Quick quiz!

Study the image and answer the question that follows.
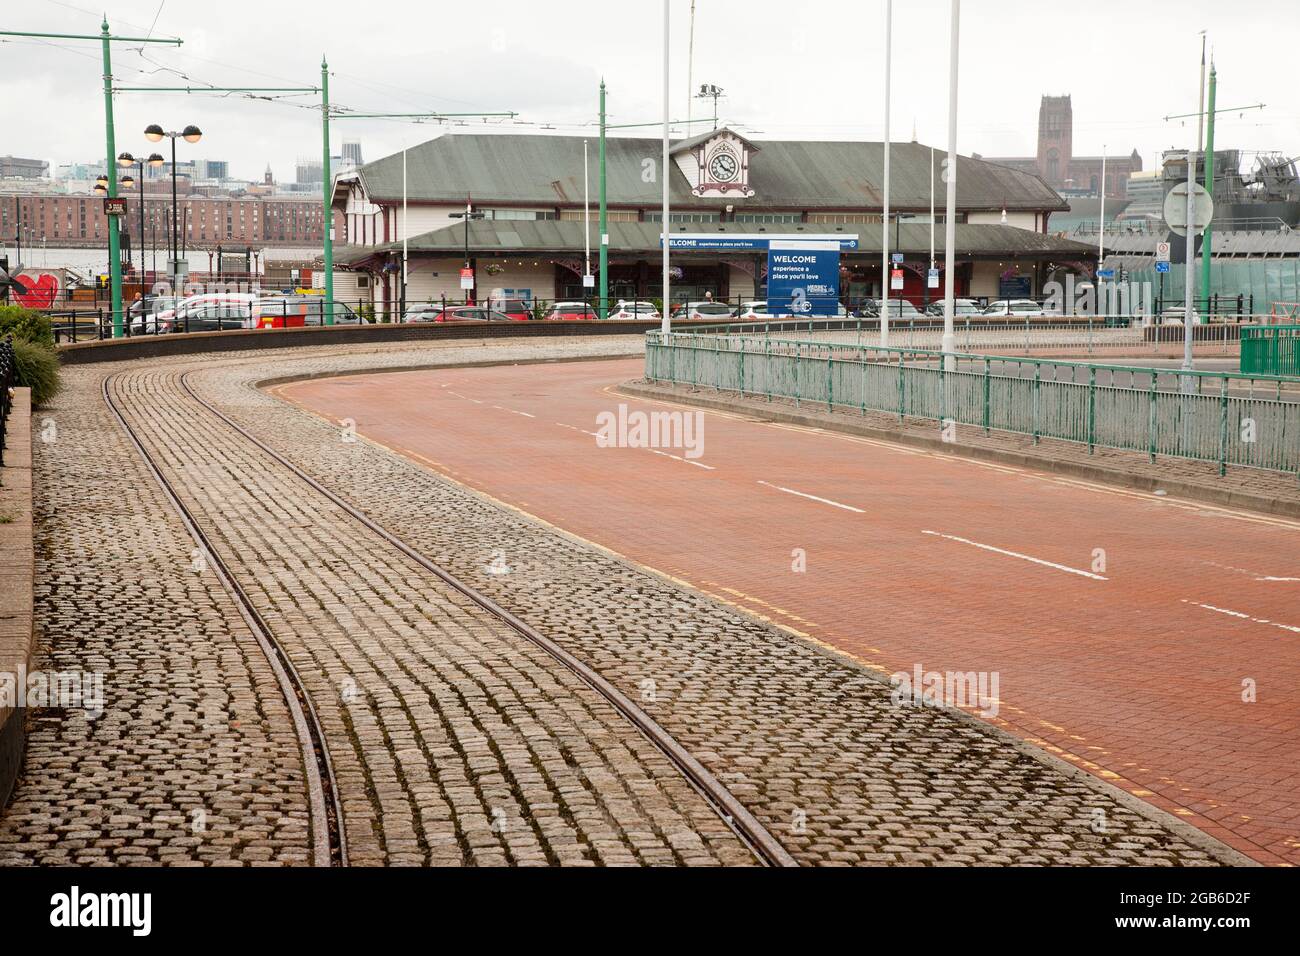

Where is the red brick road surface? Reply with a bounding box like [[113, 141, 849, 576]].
[[280, 358, 1300, 866]]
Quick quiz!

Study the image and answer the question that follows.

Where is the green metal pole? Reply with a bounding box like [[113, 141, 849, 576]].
[[598, 81, 609, 320], [322, 57, 334, 325], [1201, 61, 1217, 312], [101, 19, 124, 337]]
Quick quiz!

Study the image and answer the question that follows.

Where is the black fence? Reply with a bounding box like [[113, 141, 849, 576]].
[[0, 335, 15, 468]]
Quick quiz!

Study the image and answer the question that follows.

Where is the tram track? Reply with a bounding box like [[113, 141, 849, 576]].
[[103, 361, 795, 867], [173, 370, 797, 869], [103, 375, 348, 868]]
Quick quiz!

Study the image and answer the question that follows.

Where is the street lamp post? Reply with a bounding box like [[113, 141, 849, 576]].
[[144, 123, 202, 294], [117, 150, 165, 288], [449, 203, 486, 304]]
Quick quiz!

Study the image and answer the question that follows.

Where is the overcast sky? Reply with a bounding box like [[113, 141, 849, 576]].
[[2, 0, 1297, 183]]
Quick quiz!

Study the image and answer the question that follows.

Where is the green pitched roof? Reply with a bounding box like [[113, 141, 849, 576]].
[[350, 131, 1065, 213]]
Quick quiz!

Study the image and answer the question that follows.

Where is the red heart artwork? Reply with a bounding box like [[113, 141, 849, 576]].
[[13, 272, 59, 310]]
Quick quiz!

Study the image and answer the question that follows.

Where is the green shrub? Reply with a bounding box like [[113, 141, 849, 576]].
[[0, 305, 55, 347], [10, 338, 61, 407]]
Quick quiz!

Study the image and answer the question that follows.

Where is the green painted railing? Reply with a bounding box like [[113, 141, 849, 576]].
[[645, 331, 1300, 478], [1241, 326, 1300, 377]]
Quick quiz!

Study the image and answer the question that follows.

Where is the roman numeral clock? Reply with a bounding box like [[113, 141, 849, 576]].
[[683, 130, 757, 199]]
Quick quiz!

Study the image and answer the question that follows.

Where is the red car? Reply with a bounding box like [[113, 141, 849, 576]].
[[488, 297, 534, 322], [404, 306, 513, 323], [544, 301, 598, 321]]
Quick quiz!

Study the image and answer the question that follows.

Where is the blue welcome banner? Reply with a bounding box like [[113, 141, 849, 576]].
[[766, 240, 841, 317]]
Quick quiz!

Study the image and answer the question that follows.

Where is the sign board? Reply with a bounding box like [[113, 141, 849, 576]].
[[1155, 241, 1171, 263], [891, 253, 904, 264], [890, 268, 905, 291], [1097, 269, 1116, 280], [1163, 182, 1215, 238], [1156, 261, 1171, 274], [766, 240, 841, 317], [459, 267, 475, 291], [665, 232, 859, 252], [927, 268, 940, 289], [103, 197, 127, 216], [582, 274, 595, 288]]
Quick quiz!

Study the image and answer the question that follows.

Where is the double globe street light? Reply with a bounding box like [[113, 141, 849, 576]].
[[111, 150, 164, 278], [122, 123, 202, 289]]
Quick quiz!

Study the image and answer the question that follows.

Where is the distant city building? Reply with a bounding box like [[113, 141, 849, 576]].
[[194, 159, 229, 181], [296, 159, 323, 185], [57, 161, 99, 181], [1121, 170, 1165, 224], [0, 156, 50, 179], [1, 191, 335, 247], [341, 141, 364, 167], [983, 95, 1142, 199]]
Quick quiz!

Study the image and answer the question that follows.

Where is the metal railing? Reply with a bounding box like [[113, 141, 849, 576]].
[[685, 316, 1251, 357], [0, 335, 14, 468], [1241, 326, 1300, 377], [645, 330, 1300, 478]]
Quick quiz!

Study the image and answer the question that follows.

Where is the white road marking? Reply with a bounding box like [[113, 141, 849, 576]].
[[650, 449, 715, 470], [556, 423, 715, 470], [757, 481, 866, 514], [1203, 561, 1299, 582], [1182, 600, 1300, 634], [921, 530, 1108, 581]]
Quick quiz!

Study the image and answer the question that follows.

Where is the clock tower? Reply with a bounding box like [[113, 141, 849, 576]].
[[672, 128, 758, 199]]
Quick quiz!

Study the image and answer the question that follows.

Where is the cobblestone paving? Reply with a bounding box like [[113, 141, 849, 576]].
[[0, 366, 312, 866], [107, 359, 749, 867], [174, 339, 1244, 866]]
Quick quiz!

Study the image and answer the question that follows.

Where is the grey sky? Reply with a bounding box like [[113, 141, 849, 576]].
[[2, 0, 1297, 183]]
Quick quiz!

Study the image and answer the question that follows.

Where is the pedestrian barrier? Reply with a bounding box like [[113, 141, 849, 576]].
[[1241, 326, 1300, 377], [689, 316, 1247, 357], [645, 330, 1300, 478]]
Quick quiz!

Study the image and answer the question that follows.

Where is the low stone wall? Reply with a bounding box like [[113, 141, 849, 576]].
[[0, 388, 33, 810], [58, 319, 717, 366]]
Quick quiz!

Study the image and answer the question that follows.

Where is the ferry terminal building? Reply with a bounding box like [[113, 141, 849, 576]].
[[331, 128, 1098, 313]]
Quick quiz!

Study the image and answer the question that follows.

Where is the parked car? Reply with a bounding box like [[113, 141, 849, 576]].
[[672, 301, 734, 320], [733, 301, 771, 319], [924, 299, 983, 317], [164, 293, 258, 332], [868, 298, 922, 318], [983, 299, 1053, 317], [251, 295, 361, 328], [544, 302, 599, 321], [487, 297, 533, 322], [404, 306, 513, 323], [128, 295, 180, 335], [610, 300, 661, 320]]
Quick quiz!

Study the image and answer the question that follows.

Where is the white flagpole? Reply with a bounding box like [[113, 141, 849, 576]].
[[662, 0, 672, 334], [881, 0, 893, 347], [942, 0, 961, 368]]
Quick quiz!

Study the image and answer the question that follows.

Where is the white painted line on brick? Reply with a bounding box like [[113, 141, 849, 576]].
[[922, 530, 1108, 581], [1181, 600, 1300, 634], [650, 449, 715, 470], [1258, 577, 1300, 583], [758, 481, 866, 514]]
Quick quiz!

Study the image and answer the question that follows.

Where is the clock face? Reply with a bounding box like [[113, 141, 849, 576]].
[[708, 151, 739, 183]]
